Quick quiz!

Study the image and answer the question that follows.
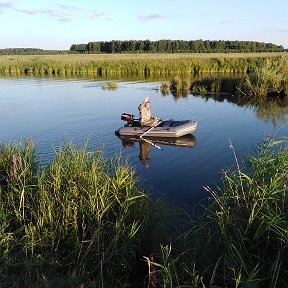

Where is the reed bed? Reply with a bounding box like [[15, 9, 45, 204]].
[[101, 81, 118, 90], [158, 56, 288, 100], [0, 52, 286, 76], [0, 139, 165, 287], [201, 135, 288, 286], [147, 132, 288, 287], [1, 132, 288, 287]]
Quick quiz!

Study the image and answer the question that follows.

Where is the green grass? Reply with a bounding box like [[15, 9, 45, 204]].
[[1, 131, 288, 287], [148, 131, 288, 287], [101, 81, 118, 90], [201, 134, 288, 286], [0, 139, 165, 287], [0, 52, 286, 76], [158, 56, 288, 99]]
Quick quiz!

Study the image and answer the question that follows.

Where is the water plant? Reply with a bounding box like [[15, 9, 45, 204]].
[[0, 52, 285, 76], [170, 75, 183, 91], [101, 81, 118, 90], [189, 57, 288, 99], [160, 81, 170, 95], [147, 132, 288, 287], [243, 57, 288, 97], [167, 76, 192, 98], [202, 135, 288, 286], [0, 139, 164, 287], [1, 130, 288, 287]]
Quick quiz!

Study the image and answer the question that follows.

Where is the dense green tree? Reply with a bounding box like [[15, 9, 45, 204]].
[[113, 40, 123, 53], [86, 42, 100, 53], [0, 39, 284, 55], [135, 40, 144, 52], [0, 48, 70, 55]]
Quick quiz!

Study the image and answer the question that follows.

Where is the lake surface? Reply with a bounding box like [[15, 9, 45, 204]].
[[0, 76, 287, 206]]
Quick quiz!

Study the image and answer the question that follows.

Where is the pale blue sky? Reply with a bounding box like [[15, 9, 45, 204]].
[[0, 0, 287, 50]]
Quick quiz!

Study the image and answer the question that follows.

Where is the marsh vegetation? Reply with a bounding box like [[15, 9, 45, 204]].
[[1, 51, 288, 287], [149, 134, 288, 287], [0, 134, 287, 287], [0, 52, 286, 76], [0, 140, 165, 287], [101, 82, 118, 90], [161, 56, 288, 99]]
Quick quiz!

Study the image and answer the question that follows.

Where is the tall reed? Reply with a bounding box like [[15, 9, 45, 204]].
[[243, 58, 288, 97], [203, 135, 288, 286], [0, 140, 163, 287], [0, 53, 285, 76], [149, 132, 288, 287]]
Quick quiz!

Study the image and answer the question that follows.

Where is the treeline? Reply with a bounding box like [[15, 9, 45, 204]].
[[70, 39, 285, 54], [0, 41, 285, 55], [0, 48, 71, 55]]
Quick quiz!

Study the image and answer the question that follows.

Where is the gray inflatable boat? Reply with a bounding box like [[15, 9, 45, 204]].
[[116, 113, 197, 138]]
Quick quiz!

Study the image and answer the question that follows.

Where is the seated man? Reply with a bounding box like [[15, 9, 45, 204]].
[[138, 97, 158, 127]]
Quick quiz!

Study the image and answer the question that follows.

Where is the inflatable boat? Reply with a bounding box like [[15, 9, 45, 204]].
[[116, 113, 197, 138]]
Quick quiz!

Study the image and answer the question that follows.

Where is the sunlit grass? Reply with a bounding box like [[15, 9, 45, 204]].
[[0, 52, 286, 76], [148, 131, 288, 287], [1, 129, 288, 286], [0, 52, 286, 62], [101, 81, 118, 90], [0, 139, 165, 286]]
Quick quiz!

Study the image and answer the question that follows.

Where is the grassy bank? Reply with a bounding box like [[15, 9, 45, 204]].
[[0, 52, 286, 76], [0, 140, 166, 287], [151, 133, 288, 287], [1, 135, 288, 287]]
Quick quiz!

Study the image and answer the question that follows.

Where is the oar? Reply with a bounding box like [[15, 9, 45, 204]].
[[140, 120, 162, 139], [141, 137, 163, 150]]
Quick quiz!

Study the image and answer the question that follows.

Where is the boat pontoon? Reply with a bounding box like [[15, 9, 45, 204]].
[[116, 113, 197, 138]]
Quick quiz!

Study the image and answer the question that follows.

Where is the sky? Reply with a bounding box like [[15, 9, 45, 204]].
[[0, 0, 288, 50]]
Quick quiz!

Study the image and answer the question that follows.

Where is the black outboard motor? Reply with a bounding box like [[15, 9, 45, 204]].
[[121, 113, 134, 122], [121, 113, 140, 127]]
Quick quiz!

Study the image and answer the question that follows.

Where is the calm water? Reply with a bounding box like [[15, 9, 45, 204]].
[[0, 76, 287, 206]]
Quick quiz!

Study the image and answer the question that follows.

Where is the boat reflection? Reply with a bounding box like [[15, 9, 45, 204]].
[[116, 134, 197, 169]]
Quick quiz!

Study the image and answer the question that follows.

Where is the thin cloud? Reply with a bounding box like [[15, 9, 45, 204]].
[[13, 7, 40, 15], [89, 10, 106, 18], [0, 0, 14, 13], [219, 20, 233, 25], [50, 13, 74, 22], [139, 13, 168, 21], [277, 28, 288, 33], [13, 7, 74, 22], [0, 0, 14, 8], [56, 4, 106, 19], [42, 9, 74, 22], [3, 2, 106, 23], [57, 3, 79, 11]]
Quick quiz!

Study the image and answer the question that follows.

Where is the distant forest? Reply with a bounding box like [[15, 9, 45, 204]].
[[70, 39, 285, 53], [0, 40, 285, 55], [0, 48, 70, 55]]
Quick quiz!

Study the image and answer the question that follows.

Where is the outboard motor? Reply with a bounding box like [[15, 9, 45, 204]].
[[121, 113, 134, 122], [121, 113, 140, 127]]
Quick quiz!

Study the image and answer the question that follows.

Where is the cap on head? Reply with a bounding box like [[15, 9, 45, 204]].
[[144, 97, 150, 103]]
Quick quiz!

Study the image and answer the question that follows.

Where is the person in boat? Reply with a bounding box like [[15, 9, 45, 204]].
[[138, 97, 159, 127]]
